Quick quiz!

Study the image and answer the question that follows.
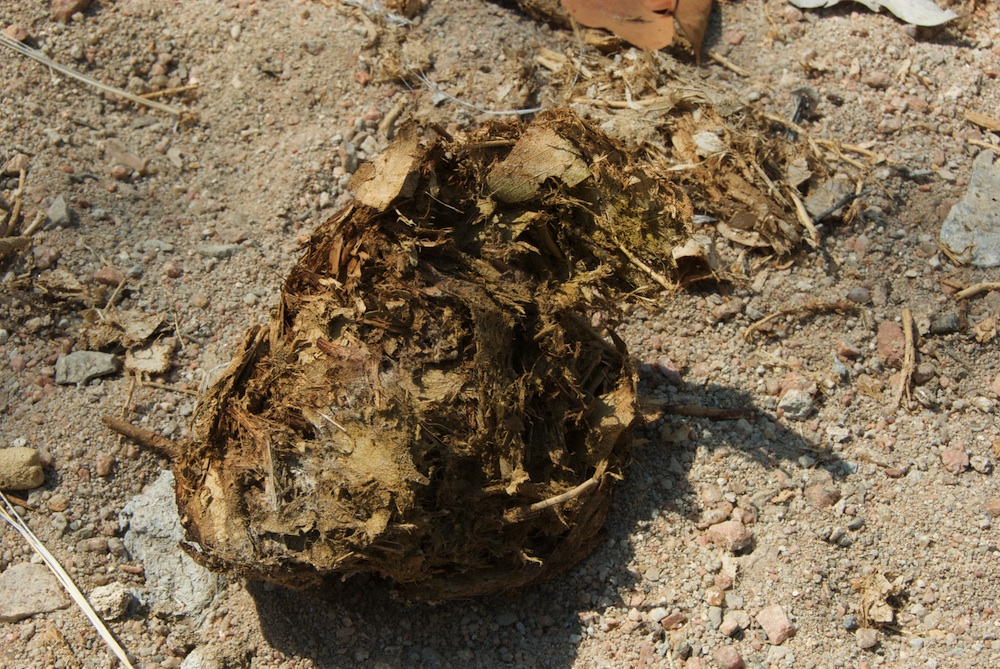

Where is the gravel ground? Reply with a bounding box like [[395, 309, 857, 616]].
[[2, 1, 1000, 668]]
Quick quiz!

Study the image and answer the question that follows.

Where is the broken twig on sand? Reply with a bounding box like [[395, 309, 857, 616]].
[[744, 300, 859, 341]]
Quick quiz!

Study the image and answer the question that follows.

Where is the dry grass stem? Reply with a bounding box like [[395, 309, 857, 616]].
[[744, 300, 859, 341], [891, 307, 916, 411], [0, 492, 137, 669], [0, 32, 180, 116], [706, 50, 750, 77], [955, 281, 1000, 300]]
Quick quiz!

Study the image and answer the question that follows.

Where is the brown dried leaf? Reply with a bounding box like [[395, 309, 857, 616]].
[[558, 0, 713, 60], [560, 0, 676, 51]]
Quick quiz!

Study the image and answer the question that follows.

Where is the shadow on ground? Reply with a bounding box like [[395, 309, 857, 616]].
[[248, 367, 845, 669]]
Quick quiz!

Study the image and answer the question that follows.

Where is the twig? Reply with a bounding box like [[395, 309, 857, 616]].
[[102, 415, 181, 459], [955, 281, 1000, 300], [786, 187, 820, 247], [967, 139, 998, 152], [140, 380, 199, 396], [1, 492, 137, 669], [891, 308, 915, 411], [706, 50, 750, 77], [964, 110, 1000, 132], [138, 83, 199, 100], [640, 398, 754, 420], [0, 33, 180, 116], [744, 300, 859, 341], [504, 478, 598, 523], [615, 242, 677, 291]]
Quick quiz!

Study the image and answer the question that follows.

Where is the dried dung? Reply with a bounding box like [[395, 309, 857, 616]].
[[174, 109, 694, 599]]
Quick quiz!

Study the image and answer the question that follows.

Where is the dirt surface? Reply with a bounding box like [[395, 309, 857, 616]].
[[2, 1, 1000, 668]]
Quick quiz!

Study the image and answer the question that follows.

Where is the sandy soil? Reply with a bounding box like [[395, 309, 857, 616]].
[[2, 1, 1000, 668]]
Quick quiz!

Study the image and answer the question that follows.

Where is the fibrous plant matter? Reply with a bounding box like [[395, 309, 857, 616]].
[[171, 109, 695, 599]]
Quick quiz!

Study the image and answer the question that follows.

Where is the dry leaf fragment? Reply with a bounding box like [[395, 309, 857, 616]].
[[789, 0, 957, 27], [559, 0, 714, 60]]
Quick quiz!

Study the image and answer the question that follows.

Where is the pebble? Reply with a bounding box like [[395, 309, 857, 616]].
[[971, 396, 995, 413], [992, 374, 1000, 397], [46, 195, 72, 228], [89, 582, 133, 620], [55, 351, 121, 385], [912, 362, 936, 385], [876, 321, 905, 368], [756, 604, 796, 644], [970, 455, 992, 474], [191, 292, 211, 308], [804, 481, 841, 509], [52, 0, 91, 22], [96, 452, 116, 476], [163, 261, 183, 278], [720, 610, 751, 637], [856, 627, 879, 650], [93, 266, 126, 287], [939, 149, 1000, 267], [660, 612, 687, 630], [712, 300, 743, 321], [196, 243, 243, 258], [941, 447, 969, 473], [0, 563, 71, 622], [778, 389, 813, 420], [846, 286, 871, 304], [705, 520, 753, 553], [0, 447, 45, 490], [985, 499, 1000, 517], [713, 645, 744, 669], [47, 493, 69, 512], [929, 312, 960, 335]]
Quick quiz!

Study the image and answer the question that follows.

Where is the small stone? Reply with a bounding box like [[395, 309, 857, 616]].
[[90, 582, 133, 620], [778, 389, 813, 420], [77, 537, 109, 553], [971, 396, 995, 413], [55, 351, 121, 385], [3, 24, 30, 42], [0, 563, 71, 622], [0, 447, 45, 490], [756, 604, 796, 644], [941, 447, 969, 473], [846, 286, 871, 304], [970, 455, 993, 474], [93, 266, 126, 287], [720, 610, 751, 637], [804, 482, 841, 509], [96, 453, 115, 477], [191, 292, 210, 308], [713, 645, 744, 669], [705, 520, 753, 553], [876, 321, 906, 368], [929, 312, 960, 335], [863, 71, 892, 89], [659, 612, 687, 630], [243, 292, 259, 306], [46, 195, 72, 228], [856, 627, 879, 650], [986, 499, 1000, 517], [46, 494, 69, 512], [712, 300, 743, 321], [196, 243, 243, 259], [705, 586, 725, 606], [992, 374, 1000, 397], [52, 0, 92, 22], [163, 261, 183, 278], [648, 607, 669, 623], [843, 614, 859, 631], [912, 362, 936, 385]]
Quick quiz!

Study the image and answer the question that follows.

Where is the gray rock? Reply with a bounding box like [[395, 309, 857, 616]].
[[196, 243, 243, 259], [180, 646, 227, 669], [0, 446, 45, 490], [119, 471, 221, 616], [0, 563, 71, 622], [55, 351, 121, 385], [846, 286, 871, 304], [856, 627, 879, 650], [804, 176, 854, 219], [940, 150, 1000, 267], [89, 582, 133, 620], [46, 195, 72, 228], [929, 312, 960, 335], [778, 389, 813, 420]]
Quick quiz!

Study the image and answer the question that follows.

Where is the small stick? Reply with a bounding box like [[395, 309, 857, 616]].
[[706, 50, 750, 77], [138, 83, 199, 100], [22, 211, 46, 236], [744, 300, 859, 341], [140, 380, 199, 396], [891, 308, 915, 411], [967, 139, 998, 152], [641, 398, 754, 420], [787, 188, 820, 247], [616, 242, 677, 291], [504, 478, 598, 523], [964, 110, 1000, 132], [102, 415, 181, 459], [955, 281, 1000, 300], [377, 98, 407, 138]]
